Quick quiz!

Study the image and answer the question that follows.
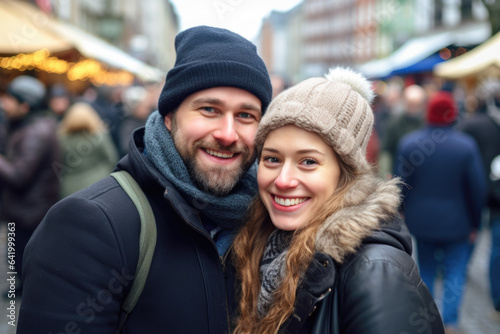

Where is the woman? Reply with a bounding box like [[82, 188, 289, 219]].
[[57, 101, 118, 198], [232, 67, 444, 334]]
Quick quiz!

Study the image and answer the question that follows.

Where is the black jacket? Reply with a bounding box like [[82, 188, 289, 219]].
[[18, 128, 237, 333], [280, 176, 445, 334], [460, 107, 500, 212]]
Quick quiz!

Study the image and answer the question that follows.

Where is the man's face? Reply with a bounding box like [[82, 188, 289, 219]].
[[164, 87, 262, 195], [1, 95, 28, 121]]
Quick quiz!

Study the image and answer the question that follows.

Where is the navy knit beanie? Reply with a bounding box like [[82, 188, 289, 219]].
[[158, 25, 272, 117]]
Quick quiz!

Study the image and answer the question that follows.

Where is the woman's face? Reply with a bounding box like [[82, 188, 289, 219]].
[[258, 125, 341, 231]]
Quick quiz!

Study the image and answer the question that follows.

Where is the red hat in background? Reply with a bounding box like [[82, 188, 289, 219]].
[[426, 91, 457, 125]]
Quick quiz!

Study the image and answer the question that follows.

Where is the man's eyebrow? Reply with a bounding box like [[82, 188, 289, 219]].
[[191, 97, 223, 107], [240, 103, 261, 113], [191, 98, 261, 113]]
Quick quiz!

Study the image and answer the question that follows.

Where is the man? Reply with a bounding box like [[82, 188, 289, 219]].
[[18, 26, 272, 333], [459, 80, 500, 321], [394, 91, 486, 333], [381, 84, 426, 176], [47, 83, 72, 121], [0, 75, 60, 296]]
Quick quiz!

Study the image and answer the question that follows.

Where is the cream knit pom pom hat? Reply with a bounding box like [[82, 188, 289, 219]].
[[255, 67, 375, 173]]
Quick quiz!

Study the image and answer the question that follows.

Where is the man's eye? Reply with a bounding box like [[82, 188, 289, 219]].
[[238, 112, 259, 122], [201, 107, 215, 112]]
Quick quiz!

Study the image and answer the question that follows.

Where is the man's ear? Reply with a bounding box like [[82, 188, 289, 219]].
[[164, 113, 172, 131]]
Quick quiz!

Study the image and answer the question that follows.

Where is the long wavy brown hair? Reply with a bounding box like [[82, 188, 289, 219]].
[[232, 156, 359, 334]]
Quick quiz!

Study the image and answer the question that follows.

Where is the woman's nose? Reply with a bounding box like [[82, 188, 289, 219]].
[[274, 163, 299, 189]]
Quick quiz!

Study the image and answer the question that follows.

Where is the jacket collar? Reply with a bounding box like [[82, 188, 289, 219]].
[[315, 174, 407, 264], [284, 175, 408, 333], [116, 127, 205, 230]]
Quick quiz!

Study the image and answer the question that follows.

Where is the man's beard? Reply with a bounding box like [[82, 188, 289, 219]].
[[170, 118, 256, 196]]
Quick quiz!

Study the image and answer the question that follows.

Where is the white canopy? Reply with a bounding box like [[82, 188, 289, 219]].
[[357, 23, 490, 79]]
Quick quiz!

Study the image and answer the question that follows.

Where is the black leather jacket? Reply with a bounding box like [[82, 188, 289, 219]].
[[282, 217, 444, 334]]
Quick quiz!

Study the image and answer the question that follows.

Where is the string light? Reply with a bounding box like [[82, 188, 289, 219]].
[[0, 48, 134, 86]]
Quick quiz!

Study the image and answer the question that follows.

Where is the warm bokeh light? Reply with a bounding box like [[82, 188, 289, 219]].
[[455, 47, 467, 56], [0, 48, 134, 86], [439, 48, 452, 60]]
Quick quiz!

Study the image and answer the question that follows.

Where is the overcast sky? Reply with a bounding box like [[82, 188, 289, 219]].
[[169, 0, 303, 42]]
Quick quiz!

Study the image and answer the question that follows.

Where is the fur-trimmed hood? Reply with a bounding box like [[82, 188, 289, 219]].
[[315, 174, 408, 264]]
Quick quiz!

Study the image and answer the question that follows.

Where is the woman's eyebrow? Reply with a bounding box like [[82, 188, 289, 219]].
[[261, 147, 325, 156]]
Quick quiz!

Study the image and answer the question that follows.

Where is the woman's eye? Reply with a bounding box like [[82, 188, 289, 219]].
[[302, 159, 318, 166], [263, 156, 280, 164]]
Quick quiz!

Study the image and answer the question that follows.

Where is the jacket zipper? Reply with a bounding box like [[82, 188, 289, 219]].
[[165, 195, 232, 334]]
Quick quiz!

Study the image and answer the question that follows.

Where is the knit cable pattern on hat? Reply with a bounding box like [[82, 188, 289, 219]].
[[255, 67, 375, 173]]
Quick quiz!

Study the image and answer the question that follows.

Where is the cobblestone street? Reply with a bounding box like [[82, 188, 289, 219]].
[[0, 222, 499, 333], [458, 227, 500, 334]]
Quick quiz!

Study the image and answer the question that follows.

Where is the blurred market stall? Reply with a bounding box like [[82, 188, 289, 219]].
[[434, 31, 500, 80], [357, 23, 490, 81], [0, 0, 164, 90]]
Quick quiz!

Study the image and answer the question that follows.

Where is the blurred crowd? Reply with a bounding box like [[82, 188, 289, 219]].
[[1, 72, 499, 329], [371, 76, 500, 329], [0, 76, 162, 297], [0, 78, 163, 198]]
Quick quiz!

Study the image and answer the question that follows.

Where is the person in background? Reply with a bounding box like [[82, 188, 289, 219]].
[[18, 25, 272, 333], [57, 102, 118, 198], [380, 84, 427, 176], [48, 83, 72, 121], [366, 129, 380, 170], [270, 74, 290, 99], [459, 80, 500, 321], [0, 75, 60, 297], [119, 85, 149, 156], [233, 67, 444, 334], [0, 105, 7, 154], [84, 84, 125, 156], [395, 91, 486, 334]]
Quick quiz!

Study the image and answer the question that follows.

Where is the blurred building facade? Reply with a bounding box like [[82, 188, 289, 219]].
[[259, 0, 491, 83], [259, 4, 303, 85], [50, 0, 178, 71]]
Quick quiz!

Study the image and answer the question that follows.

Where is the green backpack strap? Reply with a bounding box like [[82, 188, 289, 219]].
[[110, 170, 157, 333]]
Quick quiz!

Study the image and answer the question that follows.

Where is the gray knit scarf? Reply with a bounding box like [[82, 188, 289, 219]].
[[258, 229, 293, 316], [143, 111, 258, 232]]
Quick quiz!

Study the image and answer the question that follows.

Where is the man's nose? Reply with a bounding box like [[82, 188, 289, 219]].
[[213, 114, 238, 146]]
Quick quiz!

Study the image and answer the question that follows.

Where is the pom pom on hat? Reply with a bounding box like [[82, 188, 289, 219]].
[[255, 67, 375, 173], [325, 67, 375, 104], [426, 91, 457, 125]]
